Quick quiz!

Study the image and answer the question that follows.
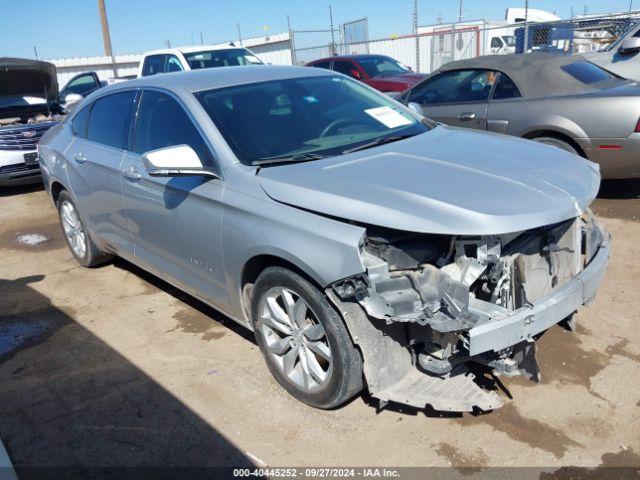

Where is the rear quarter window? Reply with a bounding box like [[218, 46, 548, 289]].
[[561, 62, 615, 84], [71, 105, 91, 137]]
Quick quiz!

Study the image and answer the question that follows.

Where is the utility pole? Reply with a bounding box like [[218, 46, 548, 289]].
[[570, 5, 574, 18], [329, 5, 336, 56], [458, 0, 463, 22], [630, 0, 634, 11], [287, 14, 297, 65], [33, 46, 39, 60], [523, 0, 529, 54], [200, 31, 204, 45], [413, 0, 419, 72], [237, 22, 243, 45], [97, 0, 117, 78]]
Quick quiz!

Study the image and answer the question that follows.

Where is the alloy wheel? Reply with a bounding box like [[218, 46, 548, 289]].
[[258, 286, 333, 392], [60, 200, 87, 259]]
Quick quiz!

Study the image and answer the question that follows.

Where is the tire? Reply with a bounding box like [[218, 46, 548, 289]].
[[532, 136, 579, 156], [57, 190, 113, 267], [251, 267, 363, 409]]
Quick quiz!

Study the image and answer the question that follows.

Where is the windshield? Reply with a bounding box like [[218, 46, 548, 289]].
[[502, 36, 516, 47], [196, 75, 428, 165], [605, 23, 639, 52], [184, 48, 263, 69], [0, 96, 47, 109], [357, 56, 410, 78]]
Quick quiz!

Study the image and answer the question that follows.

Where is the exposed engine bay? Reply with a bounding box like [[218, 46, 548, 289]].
[[330, 210, 609, 412]]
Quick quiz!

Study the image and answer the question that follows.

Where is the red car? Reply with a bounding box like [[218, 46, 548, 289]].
[[306, 54, 427, 93]]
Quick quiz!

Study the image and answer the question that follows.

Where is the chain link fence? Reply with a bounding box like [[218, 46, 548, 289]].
[[290, 10, 639, 72]]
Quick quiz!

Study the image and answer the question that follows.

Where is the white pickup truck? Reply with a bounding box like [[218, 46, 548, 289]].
[[137, 44, 264, 77]]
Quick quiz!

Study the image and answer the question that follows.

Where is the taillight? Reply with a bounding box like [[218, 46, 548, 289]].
[[636, 118, 640, 133]]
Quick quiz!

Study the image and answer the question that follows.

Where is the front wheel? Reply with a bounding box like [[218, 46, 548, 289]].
[[251, 267, 363, 409]]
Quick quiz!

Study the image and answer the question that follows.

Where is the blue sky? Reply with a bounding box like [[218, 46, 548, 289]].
[[0, 0, 635, 59]]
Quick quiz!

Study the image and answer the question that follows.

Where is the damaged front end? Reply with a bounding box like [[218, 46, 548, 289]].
[[329, 211, 610, 412]]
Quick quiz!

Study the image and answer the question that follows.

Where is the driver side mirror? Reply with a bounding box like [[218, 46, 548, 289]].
[[141, 145, 218, 178], [619, 37, 640, 55], [349, 69, 363, 80]]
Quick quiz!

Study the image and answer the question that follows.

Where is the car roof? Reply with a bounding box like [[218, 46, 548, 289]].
[[436, 53, 622, 98], [97, 65, 335, 95], [143, 44, 251, 56], [308, 54, 392, 63]]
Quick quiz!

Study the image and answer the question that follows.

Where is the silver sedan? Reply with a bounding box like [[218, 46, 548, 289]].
[[39, 66, 609, 412]]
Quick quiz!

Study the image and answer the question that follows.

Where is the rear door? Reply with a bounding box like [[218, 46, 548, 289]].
[[406, 69, 495, 129], [65, 90, 138, 254], [120, 89, 228, 308]]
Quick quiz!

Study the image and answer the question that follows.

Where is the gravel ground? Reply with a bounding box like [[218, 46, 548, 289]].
[[0, 181, 639, 477]]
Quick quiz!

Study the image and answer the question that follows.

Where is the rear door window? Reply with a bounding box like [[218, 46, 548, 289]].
[[133, 90, 212, 165], [332, 60, 356, 76], [141, 55, 166, 76], [492, 73, 522, 100], [310, 60, 331, 69], [86, 91, 137, 149]]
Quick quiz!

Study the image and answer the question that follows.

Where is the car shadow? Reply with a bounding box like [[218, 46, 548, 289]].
[[592, 179, 640, 221], [0, 183, 44, 197], [111, 258, 256, 345], [0, 275, 254, 479], [597, 178, 640, 200]]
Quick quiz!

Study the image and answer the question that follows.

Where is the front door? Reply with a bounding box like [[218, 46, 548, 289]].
[[407, 69, 494, 130], [65, 91, 137, 254], [120, 89, 228, 309]]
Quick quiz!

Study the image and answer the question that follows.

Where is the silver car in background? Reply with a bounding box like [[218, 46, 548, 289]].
[[398, 54, 640, 179], [39, 66, 609, 412], [583, 23, 640, 82]]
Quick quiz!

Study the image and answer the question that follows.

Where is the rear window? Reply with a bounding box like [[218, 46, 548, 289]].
[[561, 62, 615, 84], [71, 105, 91, 137], [310, 60, 331, 69], [142, 55, 165, 76], [86, 91, 137, 149]]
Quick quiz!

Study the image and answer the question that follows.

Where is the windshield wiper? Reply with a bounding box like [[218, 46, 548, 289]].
[[342, 134, 416, 155], [252, 152, 328, 166]]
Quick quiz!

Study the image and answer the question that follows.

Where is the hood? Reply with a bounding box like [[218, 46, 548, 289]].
[[256, 126, 600, 235], [372, 73, 427, 86], [0, 58, 59, 103]]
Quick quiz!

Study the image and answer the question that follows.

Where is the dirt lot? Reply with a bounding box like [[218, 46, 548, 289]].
[[1, 181, 639, 477]]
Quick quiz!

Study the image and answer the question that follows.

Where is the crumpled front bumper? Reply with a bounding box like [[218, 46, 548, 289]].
[[467, 228, 611, 357]]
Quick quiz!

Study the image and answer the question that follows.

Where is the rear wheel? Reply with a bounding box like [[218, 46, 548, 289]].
[[57, 190, 112, 267], [532, 136, 579, 156], [251, 267, 363, 409]]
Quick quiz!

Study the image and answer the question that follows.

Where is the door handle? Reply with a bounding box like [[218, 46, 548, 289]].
[[122, 165, 142, 181], [72, 152, 87, 164], [457, 112, 476, 121]]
